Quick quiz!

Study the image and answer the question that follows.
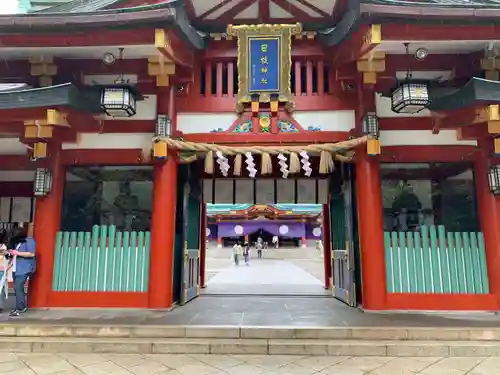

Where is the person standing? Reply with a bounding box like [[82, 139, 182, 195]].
[[256, 241, 263, 259], [272, 235, 279, 249], [8, 227, 35, 317], [232, 241, 242, 266], [243, 241, 250, 265]]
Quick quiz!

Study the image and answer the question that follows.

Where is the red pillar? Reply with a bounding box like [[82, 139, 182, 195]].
[[217, 236, 222, 247], [474, 140, 500, 296], [30, 144, 64, 308], [322, 204, 332, 289], [356, 148, 387, 309], [149, 155, 177, 308], [148, 85, 178, 308], [200, 203, 207, 288]]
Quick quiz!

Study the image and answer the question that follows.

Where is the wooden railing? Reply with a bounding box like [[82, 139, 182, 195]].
[[384, 225, 489, 294], [52, 225, 151, 293], [178, 58, 351, 112]]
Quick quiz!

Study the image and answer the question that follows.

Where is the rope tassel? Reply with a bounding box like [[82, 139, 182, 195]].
[[233, 154, 242, 176], [319, 151, 334, 174], [261, 152, 273, 175], [204, 151, 214, 174], [289, 152, 300, 174]]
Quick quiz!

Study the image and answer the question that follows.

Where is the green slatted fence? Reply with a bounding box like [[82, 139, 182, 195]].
[[384, 225, 489, 294], [52, 225, 151, 292]]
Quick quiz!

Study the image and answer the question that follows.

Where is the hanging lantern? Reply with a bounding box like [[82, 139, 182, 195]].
[[100, 84, 137, 118], [488, 165, 500, 195], [33, 168, 52, 196], [362, 112, 380, 138], [391, 81, 429, 114], [156, 114, 172, 137]]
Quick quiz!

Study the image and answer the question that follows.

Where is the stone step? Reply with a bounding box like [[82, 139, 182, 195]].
[[1, 337, 500, 356], [2, 325, 500, 341]]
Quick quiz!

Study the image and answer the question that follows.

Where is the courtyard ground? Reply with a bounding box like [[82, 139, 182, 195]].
[[0, 352, 498, 374], [204, 245, 327, 296]]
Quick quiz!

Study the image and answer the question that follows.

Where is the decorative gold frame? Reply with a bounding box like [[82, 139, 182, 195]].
[[227, 23, 302, 105]]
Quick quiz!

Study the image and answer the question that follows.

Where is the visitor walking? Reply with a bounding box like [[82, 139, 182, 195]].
[[316, 240, 324, 253], [272, 235, 279, 249], [256, 241, 263, 259], [243, 241, 250, 265], [8, 227, 36, 317], [232, 241, 242, 266]]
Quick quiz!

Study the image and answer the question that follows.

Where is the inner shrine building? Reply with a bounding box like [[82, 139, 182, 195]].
[[2, 0, 500, 311]]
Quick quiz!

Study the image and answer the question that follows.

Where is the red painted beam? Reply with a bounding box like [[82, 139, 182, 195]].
[[272, 0, 316, 21], [201, 40, 327, 60], [0, 155, 32, 170], [183, 131, 349, 144], [183, 0, 198, 19], [217, 0, 254, 23], [177, 93, 355, 112], [62, 149, 146, 165], [380, 145, 478, 163], [382, 24, 500, 41], [0, 28, 156, 48], [259, 0, 271, 23], [379, 117, 434, 131], [0, 108, 50, 123], [331, 26, 378, 65], [197, 0, 233, 20], [157, 30, 194, 68], [296, 0, 330, 18]]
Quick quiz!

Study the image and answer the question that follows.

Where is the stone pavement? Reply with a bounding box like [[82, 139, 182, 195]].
[[205, 259, 326, 296], [204, 246, 326, 295], [1, 353, 499, 374], [7, 296, 500, 326]]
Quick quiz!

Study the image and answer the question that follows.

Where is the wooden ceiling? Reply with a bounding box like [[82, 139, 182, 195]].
[[185, 0, 338, 28]]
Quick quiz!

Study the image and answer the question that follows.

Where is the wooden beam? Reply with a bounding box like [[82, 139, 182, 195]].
[[259, 0, 271, 23], [216, 0, 254, 23], [272, 0, 316, 21], [382, 24, 500, 41], [183, 0, 198, 20], [332, 25, 381, 65], [201, 39, 327, 60], [0, 28, 156, 48], [438, 105, 499, 128], [197, 0, 233, 20], [295, 0, 330, 17], [155, 29, 194, 68]]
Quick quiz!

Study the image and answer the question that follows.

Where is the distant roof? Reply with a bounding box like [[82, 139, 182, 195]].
[[206, 204, 322, 215]]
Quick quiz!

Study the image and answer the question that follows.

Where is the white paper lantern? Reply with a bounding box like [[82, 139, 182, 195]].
[[312, 227, 322, 237], [279, 225, 289, 235], [234, 225, 244, 235], [206, 228, 211, 237]]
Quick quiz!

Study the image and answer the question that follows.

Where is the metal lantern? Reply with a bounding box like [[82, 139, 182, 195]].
[[33, 168, 52, 196], [156, 114, 172, 137], [391, 82, 429, 114], [488, 165, 500, 195], [100, 85, 137, 118], [362, 112, 379, 138]]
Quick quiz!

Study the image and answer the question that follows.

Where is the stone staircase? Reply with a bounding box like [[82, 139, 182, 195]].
[[2, 325, 500, 356]]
